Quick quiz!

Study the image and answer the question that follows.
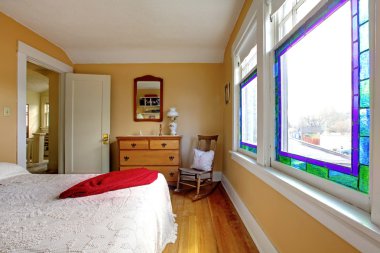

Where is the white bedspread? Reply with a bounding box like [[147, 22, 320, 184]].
[[0, 173, 177, 252]]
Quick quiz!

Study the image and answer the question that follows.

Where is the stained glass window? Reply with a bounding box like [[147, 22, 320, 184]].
[[274, 0, 370, 193], [240, 69, 258, 154]]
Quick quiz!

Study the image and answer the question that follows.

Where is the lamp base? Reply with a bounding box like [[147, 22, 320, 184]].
[[169, 121, 177, 136]]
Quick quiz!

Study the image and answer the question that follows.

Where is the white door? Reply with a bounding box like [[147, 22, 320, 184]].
[[65, 73, 110, 174]]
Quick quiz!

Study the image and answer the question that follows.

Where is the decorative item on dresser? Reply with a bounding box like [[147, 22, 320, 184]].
[[117, 135, 182, 183], [167, 107, 179, 136]]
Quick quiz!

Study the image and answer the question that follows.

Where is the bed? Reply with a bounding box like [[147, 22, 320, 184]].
[[0, 163, 177, 252]]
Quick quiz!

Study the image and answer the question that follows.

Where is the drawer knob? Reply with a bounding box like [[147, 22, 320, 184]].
[[161, 143, 167, 148], [169, 156, 174, 161], [131, 143, 136, 148], [169, 172, 175, 177], [124, 156, 130, 161]]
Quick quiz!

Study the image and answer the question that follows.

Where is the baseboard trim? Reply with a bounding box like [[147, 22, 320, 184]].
[[221, 175, 278, 253], [213, 171, 222, 181]]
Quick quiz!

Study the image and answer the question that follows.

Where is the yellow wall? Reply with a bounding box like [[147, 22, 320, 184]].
[[222, 1, 358, 252], [0, 12, 72, 163], [74, 64, 224, 171]]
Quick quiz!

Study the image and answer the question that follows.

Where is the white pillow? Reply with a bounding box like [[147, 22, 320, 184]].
[[0, 162, 30, 180], [191, 149, 215, 171]]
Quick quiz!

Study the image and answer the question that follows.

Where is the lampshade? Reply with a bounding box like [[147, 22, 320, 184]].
[[167, 107, 179, 117]]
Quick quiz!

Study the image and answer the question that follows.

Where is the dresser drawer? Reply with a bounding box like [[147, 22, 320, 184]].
[[120, 166, 178, 182], [120, 150, 180, 166], [119, 140, 149, 150], [150, 139, 179, 150]]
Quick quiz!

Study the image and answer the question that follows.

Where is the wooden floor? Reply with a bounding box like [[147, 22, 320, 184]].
[[163, 184, 259, 253]]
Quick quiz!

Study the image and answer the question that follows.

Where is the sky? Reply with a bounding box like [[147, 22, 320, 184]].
[[284, 2, 352, 127]]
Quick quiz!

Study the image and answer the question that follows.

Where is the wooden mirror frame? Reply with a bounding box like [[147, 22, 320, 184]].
[[134, 75, 163, 122]]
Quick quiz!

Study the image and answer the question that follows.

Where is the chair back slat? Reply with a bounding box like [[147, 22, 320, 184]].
[[197, 135, 218, 152]]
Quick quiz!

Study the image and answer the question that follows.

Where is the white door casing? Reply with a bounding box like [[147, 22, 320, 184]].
[[65, 73, 110, 174], [17, 41, 73, 171]]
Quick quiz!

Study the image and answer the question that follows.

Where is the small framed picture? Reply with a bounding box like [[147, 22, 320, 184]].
[[224, 82, 230, 104]]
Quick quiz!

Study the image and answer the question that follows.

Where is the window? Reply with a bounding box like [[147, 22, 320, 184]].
[[240, 69, 258, 154], [44, 103, 49, 128], [238, 46, 258, 155], [232, 6, 258, 157], [274, 0, 370, 193], [273, 0, 322, 42], [241, 46, 258, 78]]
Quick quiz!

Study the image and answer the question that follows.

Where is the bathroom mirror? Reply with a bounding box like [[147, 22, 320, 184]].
[[134, 75, 163, 122]]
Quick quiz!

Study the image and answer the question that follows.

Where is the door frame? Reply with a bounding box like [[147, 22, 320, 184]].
[[17, 41, 73, 173]]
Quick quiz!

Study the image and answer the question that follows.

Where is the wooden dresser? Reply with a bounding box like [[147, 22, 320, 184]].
[[116, 136, 181, 182]]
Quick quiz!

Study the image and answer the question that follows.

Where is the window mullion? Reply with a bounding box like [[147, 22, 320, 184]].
[[370, 0, 380, 227], [292, 0, 298, 27]]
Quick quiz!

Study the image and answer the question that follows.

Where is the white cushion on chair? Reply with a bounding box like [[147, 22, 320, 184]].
[[191, 149, 214, 171]]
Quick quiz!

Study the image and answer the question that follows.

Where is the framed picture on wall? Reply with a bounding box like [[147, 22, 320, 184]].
[[224, 82, 230, 104]]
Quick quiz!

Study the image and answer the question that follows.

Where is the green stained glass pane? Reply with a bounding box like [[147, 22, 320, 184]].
[[241, 144, 257, 154], [360, 79, 370, 108], [291, 159, 306, 171], [279, 155, 291, 165], [306, 164, 328, 179], [360, 109, 370, 137], [359, 165, 369, 193], [329, 171, 358, 189], [359, 0, 369, 24], [360, 50, 370, 80], [359, 22, 369, 52]]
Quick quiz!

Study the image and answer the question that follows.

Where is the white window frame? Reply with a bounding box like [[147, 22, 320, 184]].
[[232, 0, 259, 159], [229, 0, 380, 251]]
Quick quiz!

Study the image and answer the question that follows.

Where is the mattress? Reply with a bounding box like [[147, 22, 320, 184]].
[[0, 172, 177, 252]]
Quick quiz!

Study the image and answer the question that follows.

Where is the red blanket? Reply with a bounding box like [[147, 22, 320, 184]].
[[59, 168, 158, 199]]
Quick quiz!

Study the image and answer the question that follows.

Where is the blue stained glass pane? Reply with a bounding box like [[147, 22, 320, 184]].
[[360, 50, 370, 80], [359, 137, 370, 165], [359, 0, 369, 24], [291, 159, 306, 171], [360, 109, 370, 137], [360, 79, 370, 108], [274, 62, 279, 77], [359, 22, 369, 52]]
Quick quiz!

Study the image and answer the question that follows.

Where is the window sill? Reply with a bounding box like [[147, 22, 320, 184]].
[[229, 151, 380, 252]]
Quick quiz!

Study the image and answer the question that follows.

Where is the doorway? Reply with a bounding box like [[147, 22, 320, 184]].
[[26, 62, 59, 174], [17, 42, 73, 172]]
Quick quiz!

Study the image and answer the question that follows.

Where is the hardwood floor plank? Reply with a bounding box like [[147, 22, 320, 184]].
[[163, 185, 258, 253]]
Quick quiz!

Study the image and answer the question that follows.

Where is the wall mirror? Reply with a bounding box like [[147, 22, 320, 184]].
[[134, 75, 163, 122]]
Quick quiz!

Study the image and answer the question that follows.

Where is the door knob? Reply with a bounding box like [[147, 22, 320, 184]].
[[102, 133, 109, 144]]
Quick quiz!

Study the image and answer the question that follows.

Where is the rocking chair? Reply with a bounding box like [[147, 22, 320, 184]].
[[175, 135, 218, 201]]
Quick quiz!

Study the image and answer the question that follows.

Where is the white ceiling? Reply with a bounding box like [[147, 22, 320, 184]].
[[0, 0, 244, 63]]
